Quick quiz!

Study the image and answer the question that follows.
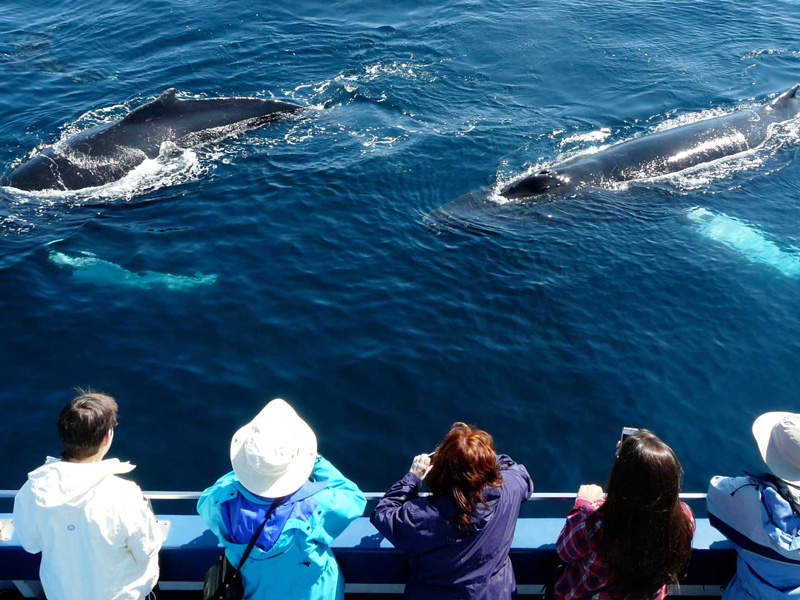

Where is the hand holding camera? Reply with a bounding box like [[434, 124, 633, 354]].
[[409, 453, 433, 480], [618, 426, 639, 457]]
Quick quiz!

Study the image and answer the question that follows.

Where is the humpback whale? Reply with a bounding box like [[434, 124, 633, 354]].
[[49, 248, 219, 290], [1, 88, 301, 191], [686, 207, 800, 279], [499, 84, 800, 199]]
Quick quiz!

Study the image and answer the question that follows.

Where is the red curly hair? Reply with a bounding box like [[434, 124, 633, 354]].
[[426, 422, 503, 528]]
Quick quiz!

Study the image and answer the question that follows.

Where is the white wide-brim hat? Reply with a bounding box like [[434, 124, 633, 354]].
[[230, 398, 317, 497], [752, 412, 800, 484]]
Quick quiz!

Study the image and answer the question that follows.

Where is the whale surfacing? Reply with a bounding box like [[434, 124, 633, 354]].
[[686, 207, 800, 279], [498, 84, 800, 199], [49, 249, 219, 290], [2, 88, 302, 191]]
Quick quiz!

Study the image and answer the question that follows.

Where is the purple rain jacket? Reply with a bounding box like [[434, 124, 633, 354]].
[[370, 454, 534, 600]]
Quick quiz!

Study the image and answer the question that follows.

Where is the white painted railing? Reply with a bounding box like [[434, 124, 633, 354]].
[[0, 490, 708, 501]]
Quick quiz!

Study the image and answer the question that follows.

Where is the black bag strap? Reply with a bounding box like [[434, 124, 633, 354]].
[[235, 496, 285, 572]]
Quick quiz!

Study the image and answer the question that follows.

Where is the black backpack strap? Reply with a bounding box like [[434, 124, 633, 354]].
[[235, 496, 285, 571]]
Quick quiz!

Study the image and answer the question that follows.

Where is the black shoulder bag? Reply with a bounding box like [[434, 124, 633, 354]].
[[203, 496, 285, 600]]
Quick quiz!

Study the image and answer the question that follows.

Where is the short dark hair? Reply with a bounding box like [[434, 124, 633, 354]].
[[58, 390, 118, 461]]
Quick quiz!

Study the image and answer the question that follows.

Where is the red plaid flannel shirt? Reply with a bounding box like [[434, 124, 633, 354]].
[[554, 498, 694, 600]]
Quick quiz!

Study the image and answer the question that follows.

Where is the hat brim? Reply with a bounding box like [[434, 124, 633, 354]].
[[230, 400, 317, 497], [752, 412, 800, 484]]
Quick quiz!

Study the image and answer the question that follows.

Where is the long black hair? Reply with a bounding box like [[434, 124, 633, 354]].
[[598, 429, 693, 597]]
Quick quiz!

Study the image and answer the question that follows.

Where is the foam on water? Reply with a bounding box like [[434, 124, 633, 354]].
[[560, 128, 613, 146]]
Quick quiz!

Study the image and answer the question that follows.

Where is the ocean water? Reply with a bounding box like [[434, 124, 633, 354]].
[[1, 0, 799, 499]]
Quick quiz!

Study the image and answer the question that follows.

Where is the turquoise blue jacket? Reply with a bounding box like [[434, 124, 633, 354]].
[[197, 457, 366, 600]]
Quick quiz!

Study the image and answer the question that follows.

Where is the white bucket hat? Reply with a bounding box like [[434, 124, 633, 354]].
[[752, 412, 800, 484], [230, 399, 317, 497]]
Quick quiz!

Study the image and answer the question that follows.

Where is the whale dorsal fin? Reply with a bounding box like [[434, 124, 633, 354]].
[[154, 88, 179, 105], [122, 88, 180, 123], [770, 84, 800, 107]]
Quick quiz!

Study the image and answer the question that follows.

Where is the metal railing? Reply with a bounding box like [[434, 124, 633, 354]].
[[0, 490, 708, 501]]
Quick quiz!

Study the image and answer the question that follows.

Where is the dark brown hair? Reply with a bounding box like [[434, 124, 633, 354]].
[[425, 422, 503, 528], [58, 389, 118, 461], [598, 429, 693, 597]]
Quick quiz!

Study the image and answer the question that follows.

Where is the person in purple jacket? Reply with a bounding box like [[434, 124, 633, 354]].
[[370, 422, 534, 600]]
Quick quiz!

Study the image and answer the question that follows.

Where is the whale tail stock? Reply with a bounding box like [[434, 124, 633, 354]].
[[500, 169, 564, 199]]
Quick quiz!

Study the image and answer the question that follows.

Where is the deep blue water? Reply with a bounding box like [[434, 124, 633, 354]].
[[1, 0, 799, 498]]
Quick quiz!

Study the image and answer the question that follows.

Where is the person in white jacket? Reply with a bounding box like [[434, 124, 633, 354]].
[[13, 390, 161, 600]]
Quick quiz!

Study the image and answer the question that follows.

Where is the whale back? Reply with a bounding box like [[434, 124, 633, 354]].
[[495, 85, 800, 200], [1, 88, 302, 191], [1, 145, 141, 191], [121, 88, 300, 135], [113, 89, 301, 152], [501, 169, 565, 199]]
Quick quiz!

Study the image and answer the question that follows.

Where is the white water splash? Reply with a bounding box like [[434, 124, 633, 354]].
[[2, 141, 204, 205], [560, 127, 612, 146], [0, 214, 35, 235]]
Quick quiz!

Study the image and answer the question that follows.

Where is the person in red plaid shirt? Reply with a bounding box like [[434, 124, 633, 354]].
[[554, 430, 695, 600]]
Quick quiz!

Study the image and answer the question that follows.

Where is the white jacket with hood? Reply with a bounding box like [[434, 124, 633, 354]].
[[13, 457, 161, 600]]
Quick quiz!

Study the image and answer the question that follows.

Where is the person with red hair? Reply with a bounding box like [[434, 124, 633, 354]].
[[371, 422, 533, 599]]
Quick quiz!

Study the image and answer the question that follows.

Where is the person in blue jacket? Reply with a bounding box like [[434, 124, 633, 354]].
[[197, 398, 366, 600], [370, 421, 534, 600], [707, 411, 800, 600]]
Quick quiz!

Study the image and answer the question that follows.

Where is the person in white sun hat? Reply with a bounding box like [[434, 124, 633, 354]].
[[707, 412, 800, 600], [197, 399, 366, 600]]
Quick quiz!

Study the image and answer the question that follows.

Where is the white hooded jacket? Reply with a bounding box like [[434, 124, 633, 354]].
[[13, 457, 161, 600]]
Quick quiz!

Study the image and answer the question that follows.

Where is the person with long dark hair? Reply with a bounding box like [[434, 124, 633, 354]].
[[371, 422, 534, 600], [555, 429, 694, 600]]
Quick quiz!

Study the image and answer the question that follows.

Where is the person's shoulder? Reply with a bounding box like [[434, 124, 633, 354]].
[[678, 501, 696, 529], [103, 475, 147, 502], [500, 463, 532, 488], [708, 475, 755, 497], [15, 477, 34, 497], [82, 476, 149, 522], [707, 475, 762, 519], [401, 496, 444, 527], [198, 472, 242, 513]]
